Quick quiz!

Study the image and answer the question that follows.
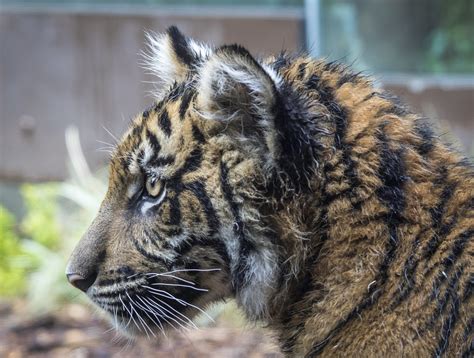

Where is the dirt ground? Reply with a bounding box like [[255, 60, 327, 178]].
[[0, 301, 282, 358]]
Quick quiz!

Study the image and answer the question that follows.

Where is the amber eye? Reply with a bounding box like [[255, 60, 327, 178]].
[[145, 178, 163, 197]]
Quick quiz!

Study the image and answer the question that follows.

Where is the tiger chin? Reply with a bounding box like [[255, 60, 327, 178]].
[[66, 27, 473, 356]]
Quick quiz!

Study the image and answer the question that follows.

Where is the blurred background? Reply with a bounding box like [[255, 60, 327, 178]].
[[0, 0, 473, 357]]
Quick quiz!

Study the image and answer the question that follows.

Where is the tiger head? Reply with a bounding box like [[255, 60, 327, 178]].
[[66, 27, 320, 335]]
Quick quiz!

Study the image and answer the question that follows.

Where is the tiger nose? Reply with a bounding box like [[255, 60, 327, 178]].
[[66, 272, 97, 293]]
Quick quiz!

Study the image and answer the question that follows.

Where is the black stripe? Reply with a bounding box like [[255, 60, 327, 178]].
[[137, 149, 145, 166], [424, 265, 464, 334], [167, 26, 196, 66], [424, 178, 457, 261], [390, 232, 424, 309], [431, 269, 464, 357], [220, 161, 241, 230], [179, 90, 194, 120], [413, 119, 435, 157], [158, 109, 172, 136], [271, 83, 323, 194], [391, 167, 454, 309], [220, 161, 256, 290], [375, 128, 407, 214], [377, 92, 410, 117], [174, 235, 231, 267], [166, 193, 181, 226], [167, 82, 187, 101], [306, 74, 360, 202], [96, 276, 131, 288], [430, 229, 473, 302], [297, 62, 307, 80], [462, 273, 473, 302], [307, 75, 346, 150], [93, 289, 130, 299], [272, 52, 289, 72], [149, 155, 174, 167], [461, 318, 474, 358], [307, 127, 407, 357], [192, 124, 206, 144], [146, 129, 161, 153], [133, 239, 171, 268], [145, 227, 162, 248], [131, 123, 143, 138], [186, 181, 219, 236], [174, 148, 202, 178], [159, 226, 182, 237], [142, 108, 151, 121]]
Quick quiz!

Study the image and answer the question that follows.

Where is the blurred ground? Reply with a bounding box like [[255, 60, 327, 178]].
[[0, 301, 282, 358]]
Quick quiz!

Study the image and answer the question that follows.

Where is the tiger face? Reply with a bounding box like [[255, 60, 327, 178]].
[[66, 27, 307, 335]]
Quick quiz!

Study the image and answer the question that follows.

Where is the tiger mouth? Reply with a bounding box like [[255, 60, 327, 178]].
[[88, 270, 213, 336]]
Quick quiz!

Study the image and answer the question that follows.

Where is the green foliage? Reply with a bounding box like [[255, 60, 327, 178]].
[[17, 127, 107, 314], [20, 184, 60, 250], [0, 206, 27, 296], [0, 127, 106, 314]]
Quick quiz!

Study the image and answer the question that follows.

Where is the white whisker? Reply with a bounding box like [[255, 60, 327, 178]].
[[119, 294, 140, 331], [151, 282, 208, 292], [154, 297, 199, 330], [126, 292, 155, 338], [135, 294, 167, 337], [145, 273, 196, 286], [141, 296, 185, 332], [142, 285, 214, 322], [101, 124, 120, 143]]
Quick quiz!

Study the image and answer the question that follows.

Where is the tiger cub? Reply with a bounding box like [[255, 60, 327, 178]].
[[66, 27, 473, 357]]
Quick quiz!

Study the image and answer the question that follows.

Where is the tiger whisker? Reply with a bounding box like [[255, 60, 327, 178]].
[[127, 267, 221, 279], [101, 124, 120, 144], [119, 294, 140, 331], [151, 282, 208, 292], [144, 295, 194, 331], [142, 285, 185, 302], [150, 303, 192, 331], [96, 139, 116, 147], [135, 294, 167, 337], [141, 296, 189, 332], [153, 296, 199, 330], [126, 292, 155, 338], [142, 285, 214, 322], [96, 146, 115, 151], [144, 273, 196, 286]]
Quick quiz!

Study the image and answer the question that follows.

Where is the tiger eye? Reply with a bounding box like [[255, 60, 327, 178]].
[[146, 178, 162, 197]]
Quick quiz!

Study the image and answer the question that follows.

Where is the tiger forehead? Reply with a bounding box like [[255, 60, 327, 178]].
[[110, 92, 204, 184]]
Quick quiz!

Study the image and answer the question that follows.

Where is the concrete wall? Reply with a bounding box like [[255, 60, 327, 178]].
[[1, 7, 472, 182], [0, 6, 302, 181]]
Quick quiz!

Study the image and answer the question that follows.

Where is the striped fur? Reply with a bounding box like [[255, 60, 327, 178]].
[[67, 27, 473, 356]]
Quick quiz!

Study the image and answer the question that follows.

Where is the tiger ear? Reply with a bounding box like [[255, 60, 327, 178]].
[[197, 46, 319, 193], [196, 45, 283, 164], [143, 26, 212, 97], [197, 45, 281, 121]]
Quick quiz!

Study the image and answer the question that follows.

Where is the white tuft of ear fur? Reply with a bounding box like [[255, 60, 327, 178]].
[[142, 31, 185, 94], [188, 38, 213, 61], [261, 62, 283, 88], [142, 27, 213, 98]]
